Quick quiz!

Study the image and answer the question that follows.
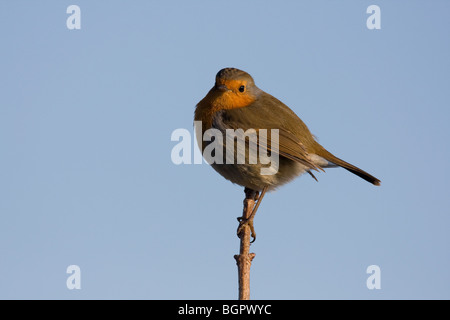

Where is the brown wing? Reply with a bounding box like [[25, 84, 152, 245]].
[[257, 128, 323, 173], [212, 109, 322, 173]]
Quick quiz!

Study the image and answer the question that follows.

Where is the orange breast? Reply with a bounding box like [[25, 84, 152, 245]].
[[195, 87, 256, 134]]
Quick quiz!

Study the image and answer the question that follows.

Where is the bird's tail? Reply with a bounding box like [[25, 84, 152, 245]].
[[316, 149, 381, 186]]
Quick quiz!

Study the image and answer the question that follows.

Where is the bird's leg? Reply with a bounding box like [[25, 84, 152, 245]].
[[237, 186, 268, 243], [237, 188, 258, 241]]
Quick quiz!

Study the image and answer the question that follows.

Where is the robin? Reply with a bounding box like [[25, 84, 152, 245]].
[[194, 68, 380, 241]]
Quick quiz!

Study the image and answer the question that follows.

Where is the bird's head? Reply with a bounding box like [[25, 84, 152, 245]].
[[211, 68, 261, 109]]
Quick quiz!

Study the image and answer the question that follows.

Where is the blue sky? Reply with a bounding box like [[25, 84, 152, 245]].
[[0, 1, 449, 299]]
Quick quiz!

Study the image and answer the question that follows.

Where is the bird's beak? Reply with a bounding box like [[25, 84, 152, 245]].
[[216, 84, 229, 92]]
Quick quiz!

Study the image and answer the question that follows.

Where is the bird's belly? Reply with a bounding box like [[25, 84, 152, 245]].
[[211, 158, 308, 191], [202, 120, 311, 191]]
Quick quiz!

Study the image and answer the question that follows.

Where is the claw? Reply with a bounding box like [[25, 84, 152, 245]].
[[236, 217, 256, 243]]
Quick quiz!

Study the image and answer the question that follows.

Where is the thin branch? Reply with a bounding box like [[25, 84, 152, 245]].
[[234, 188, 258, 300]]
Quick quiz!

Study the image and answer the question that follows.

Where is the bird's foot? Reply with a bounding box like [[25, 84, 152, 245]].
[[237, 216, 256, 243]]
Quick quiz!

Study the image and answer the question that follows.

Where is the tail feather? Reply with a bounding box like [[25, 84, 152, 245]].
[[316, 149, 381, 186]]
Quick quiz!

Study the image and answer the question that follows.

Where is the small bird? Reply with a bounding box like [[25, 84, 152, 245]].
[[195, 68, 380, 240]]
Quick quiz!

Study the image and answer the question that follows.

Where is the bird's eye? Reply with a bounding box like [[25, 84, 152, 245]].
[[239, 85, 245, 92]]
